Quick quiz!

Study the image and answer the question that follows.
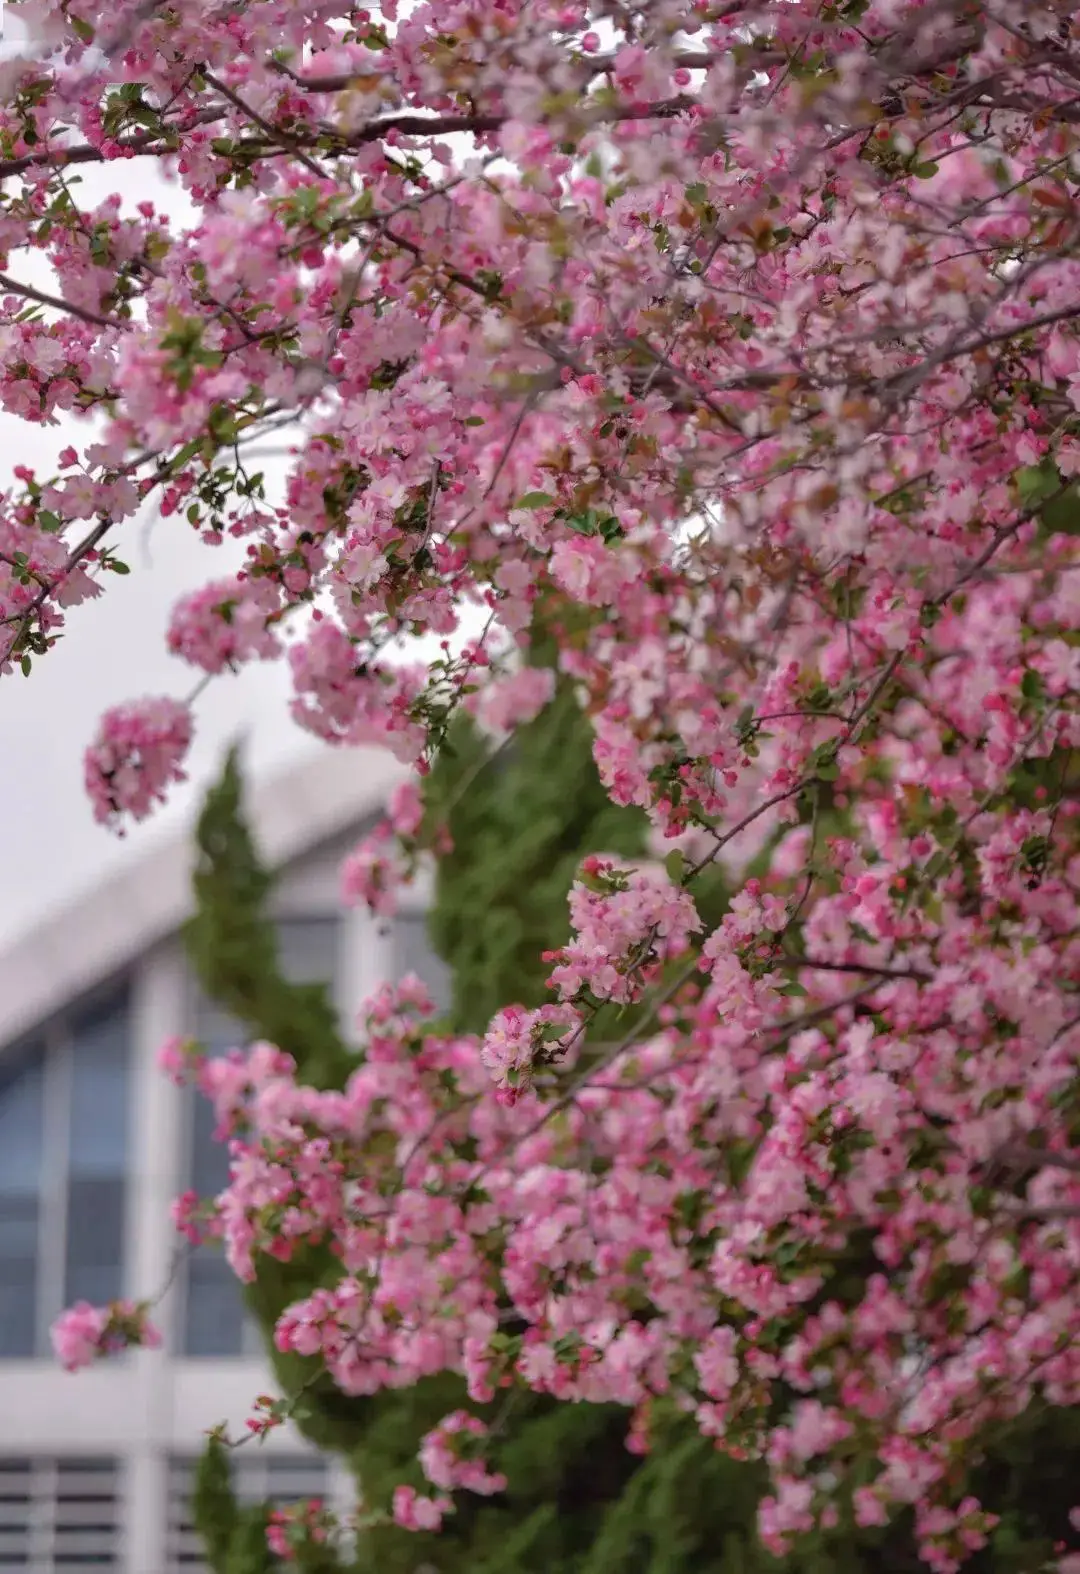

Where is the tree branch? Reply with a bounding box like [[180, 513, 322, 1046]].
[[267, 49, 718, 96], [0, 106, 222, 182], [0, 272, 118, 329]]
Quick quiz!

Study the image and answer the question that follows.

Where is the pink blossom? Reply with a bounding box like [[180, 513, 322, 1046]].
[[474, 666, 555, 732], [84, 698, 192, 831], [419, 1412, 507, 1497], [340, 823, 406, 917], [392, 1486, 452, 1532], [51, 1300, 161, 1371]]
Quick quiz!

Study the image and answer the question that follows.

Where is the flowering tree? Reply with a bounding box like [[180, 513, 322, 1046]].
[[20, 0, 1080, 1569], [173, 718, 1080, 1574]]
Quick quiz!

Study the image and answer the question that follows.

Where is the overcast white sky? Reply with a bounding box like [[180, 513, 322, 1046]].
[[0, 26, 332, 951], [0, 407, 322, 952]]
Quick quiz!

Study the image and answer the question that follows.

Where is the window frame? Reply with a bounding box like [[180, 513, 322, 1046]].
[[167, 1451, 328, 1574], [385, 901, 453, 1017], [0, 1455, 121, 1571], [0, 981, 133, 1361]]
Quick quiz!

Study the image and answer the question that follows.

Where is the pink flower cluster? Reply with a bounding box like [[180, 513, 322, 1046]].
[[392, 1485, 452, 1533], [265, 1498, 333, 1560], [480, 1002, 581, 1102], [546, 856, 702, 1005], [167, 576, 282, 675], [51, 1300, 161, 1372], [340, 819, 407, 917], [83, 698, 192, 829], [419, 1412, 507, 1497], [472, 665, 555, 733]]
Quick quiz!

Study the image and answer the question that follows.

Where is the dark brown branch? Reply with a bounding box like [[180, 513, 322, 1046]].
[[779, 954, 932, 982], [203, 71, 326, 180], [0, 106, 222, 182], [0, 272, 118, 329], [997, 1145, 1080, 1177], [999, 1201, 1080, 1221], [268, 49, 718, 96], [227, 94, 695, 158]]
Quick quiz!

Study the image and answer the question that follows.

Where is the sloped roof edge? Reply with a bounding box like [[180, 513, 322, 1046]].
[[0, 745, 408, 1049]]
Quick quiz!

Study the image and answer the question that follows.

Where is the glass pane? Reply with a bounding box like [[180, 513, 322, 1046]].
[[396, 914, 451, 1013], [0, 1195, 38, 1257], [64, 1177, 125, 1308], [194, 998, 246, 1057], [0, 1204, 37, 1357], [277, 918, 338, 987], [0, 1047, 44, 1190], [190, 1094, 231, 1197], [183, 1253, 246, 1357], [0, 1047, 44, 1357], [184, 1090, 247, 1355], [63, 998, 131, 1313], [68, 997, 130, 1177]]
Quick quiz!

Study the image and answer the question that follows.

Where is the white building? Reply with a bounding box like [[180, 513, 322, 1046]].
[[0, 747, 451, 1574]]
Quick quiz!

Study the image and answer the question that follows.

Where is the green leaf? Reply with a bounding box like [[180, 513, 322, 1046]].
[[1041, 481, 1080, 536], [809, 741, 840, 782], [565, 511, 599, 536], [171, 439, 204, 472], [1020, 668, 1044, 702], [727, 1140, 756, 1187], [516, 491, 557, 509], [664, 849, 686, 886], [1017, 459, 1061, 509]]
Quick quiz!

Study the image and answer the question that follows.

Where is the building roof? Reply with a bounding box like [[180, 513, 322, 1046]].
[[0, 746, 408, 1048]]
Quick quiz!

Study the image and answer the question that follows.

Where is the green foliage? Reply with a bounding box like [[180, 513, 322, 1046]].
[[423, 663, 729, 1038], [348, 1383, 642, 1574], [192, 1438, 243, 1571], [185, 746, 348, 1090], [423, 675, 650, 1032], [191, 1437, 349, 1574]]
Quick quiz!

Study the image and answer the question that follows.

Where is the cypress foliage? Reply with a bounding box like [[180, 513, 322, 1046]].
[[191, 1438, 245, 1572], [421, 674, 651, 1030], [186, 749, 349, 1092]]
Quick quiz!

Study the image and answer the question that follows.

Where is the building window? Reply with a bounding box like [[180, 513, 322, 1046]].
[[64, 1004, 130, 1311], [391, 911, 451, 1015], [181, 919, 338, 1359], [0, 1457, 120, 1571], [0, 1045, 44, 1359], [0, 989, 131, 1360], [167, 1453, 328, 1573]]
